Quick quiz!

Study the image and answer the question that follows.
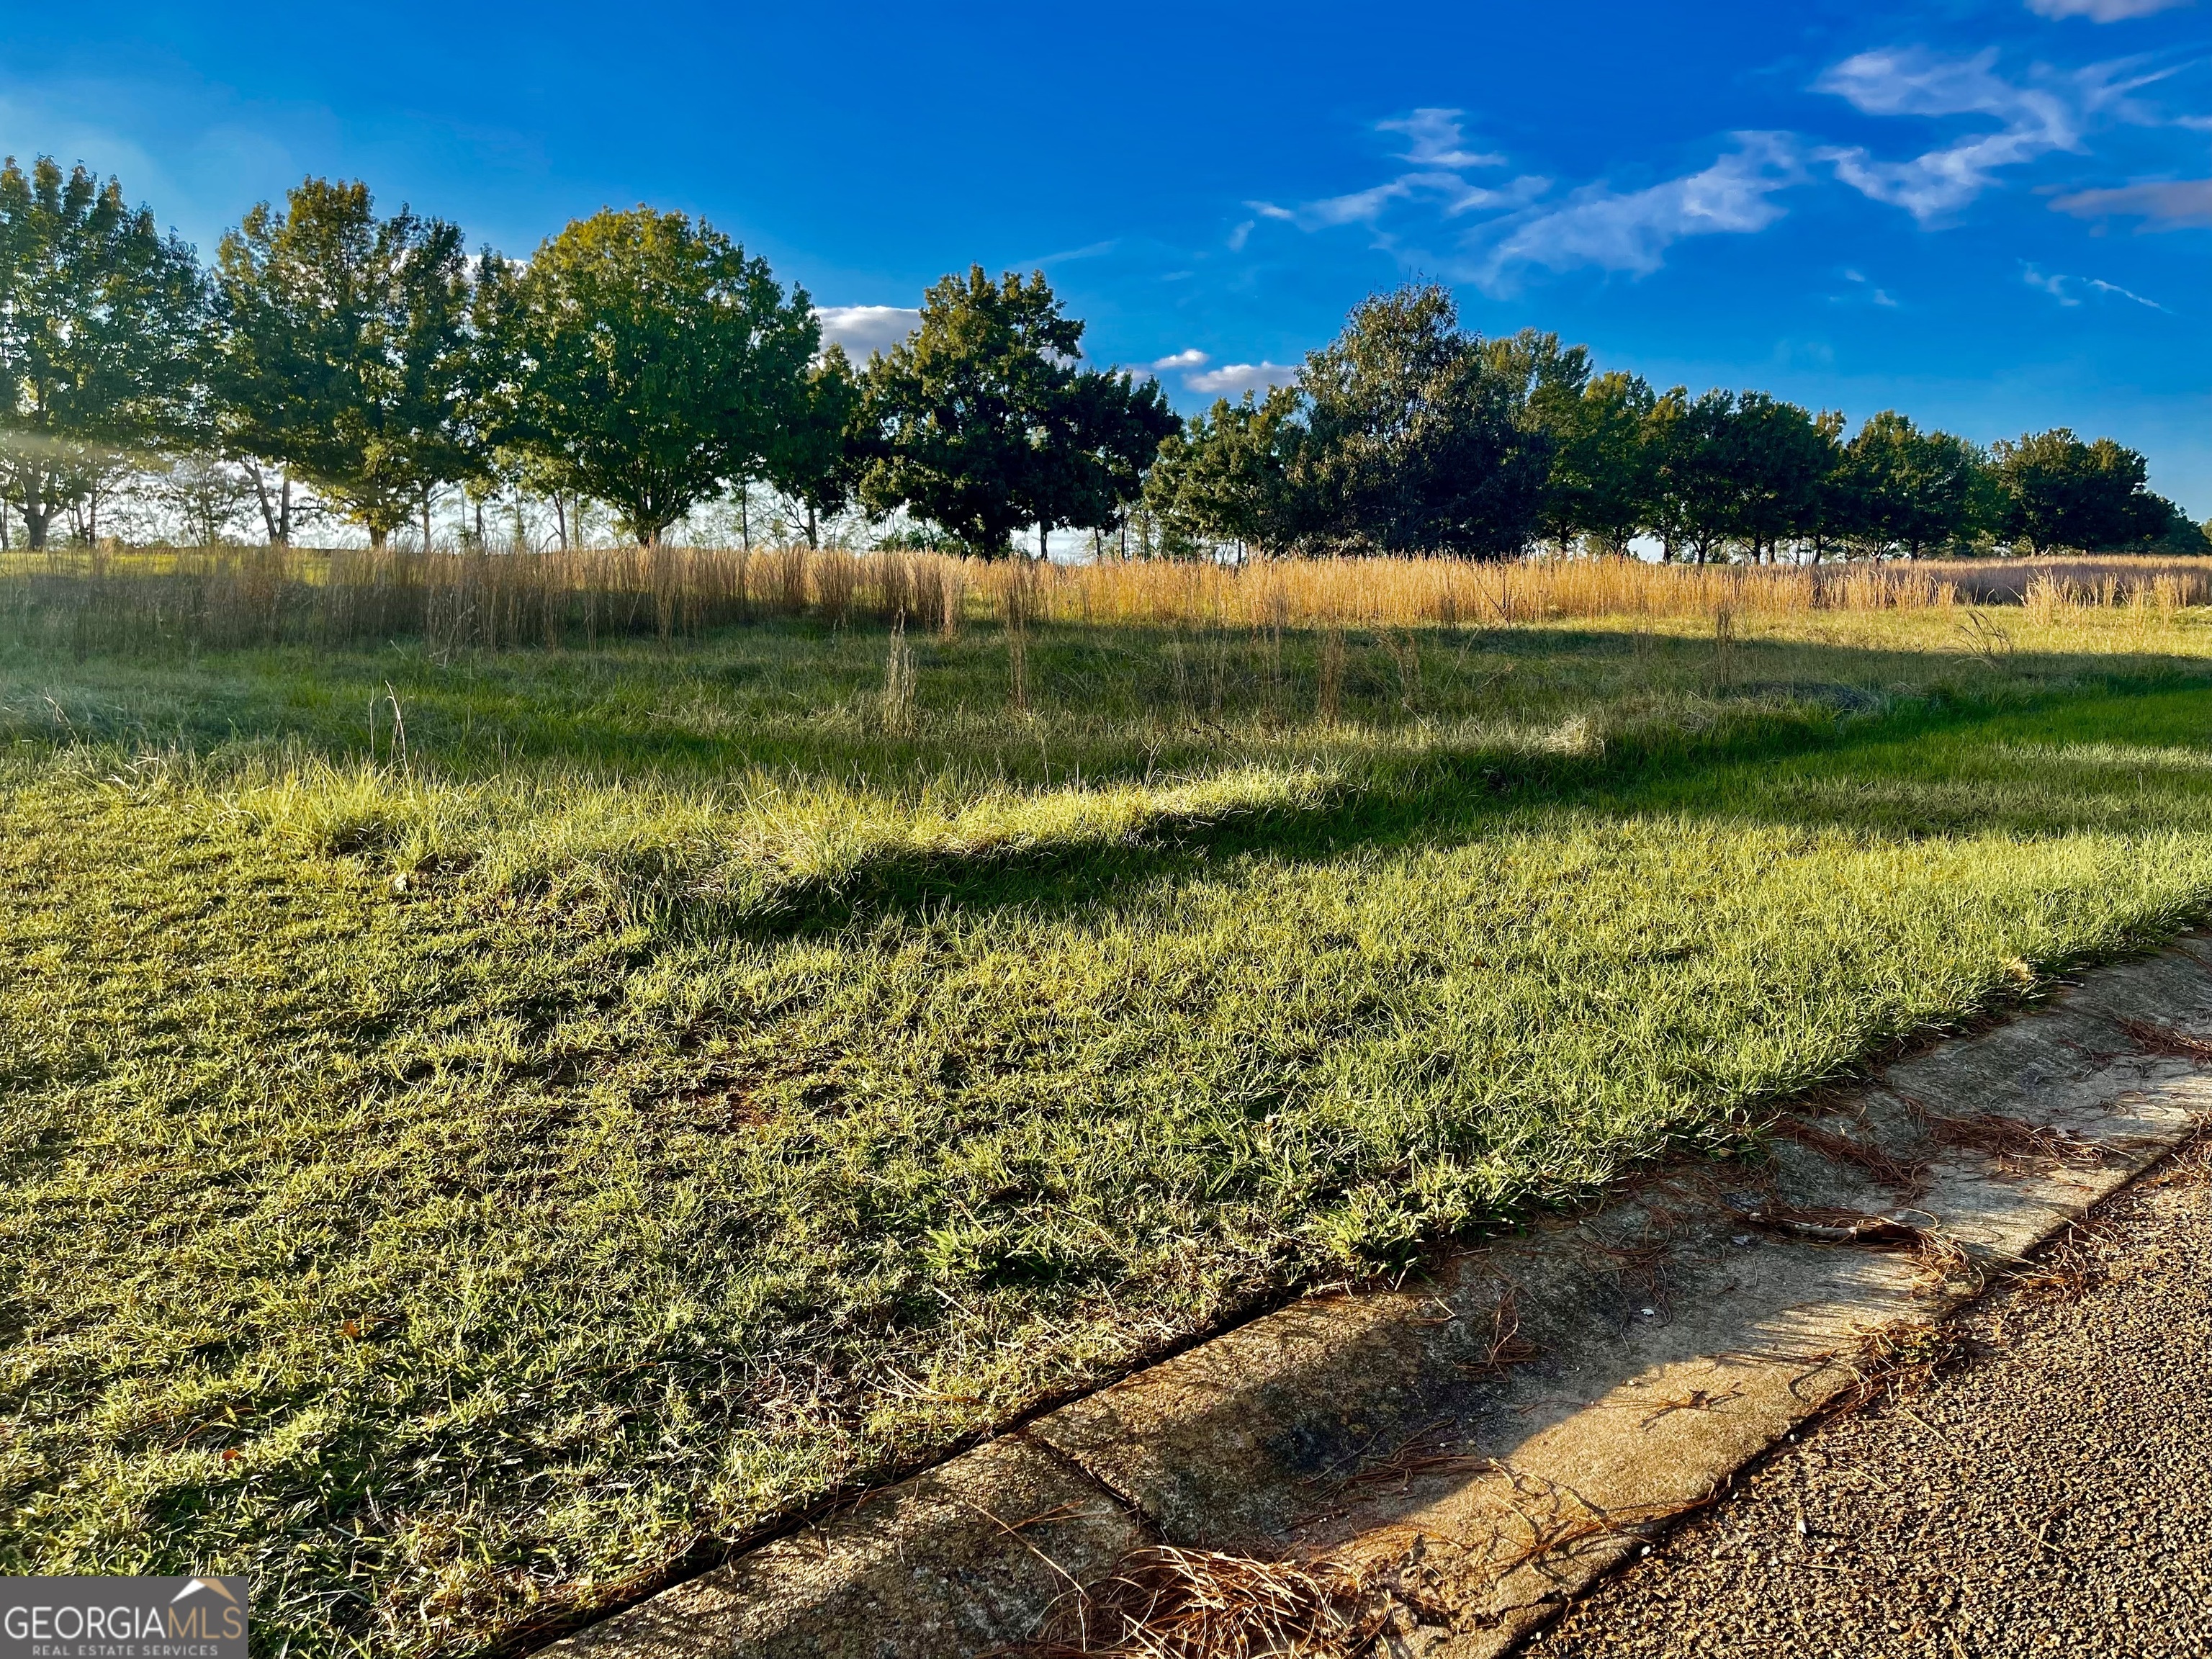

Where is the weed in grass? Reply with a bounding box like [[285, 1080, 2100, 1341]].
[[881, 613, 917, 739], [1317, 626, 1344, 727]]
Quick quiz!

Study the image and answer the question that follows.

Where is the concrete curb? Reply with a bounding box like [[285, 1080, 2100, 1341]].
[[544, 938, 2212, 1658]]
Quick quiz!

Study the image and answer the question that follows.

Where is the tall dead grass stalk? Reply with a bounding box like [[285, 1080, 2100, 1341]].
[[5, 544, 2208, 657]]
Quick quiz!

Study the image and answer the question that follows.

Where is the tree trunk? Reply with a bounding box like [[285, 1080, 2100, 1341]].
[[1038, 521, 1049, 562], [554, 492, 569, 550], [249, 467, 280, 544], [805, 502, 817, 549], [277, 473, 292, 544], [421, 492, 433, 553]]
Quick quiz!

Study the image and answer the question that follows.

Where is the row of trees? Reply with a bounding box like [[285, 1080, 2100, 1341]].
[[1144, 287, 2200, 562], [0, 155, 2195, 559], [0, 158, 1176, 552]]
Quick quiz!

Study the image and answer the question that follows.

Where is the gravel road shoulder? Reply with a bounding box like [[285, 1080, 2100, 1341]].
[[1524, 1139, 2212, 1659]]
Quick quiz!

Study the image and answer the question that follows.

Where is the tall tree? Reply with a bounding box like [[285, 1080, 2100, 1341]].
[[1833, 413, 1991, 559], [212, 179, 477, 547], [1546, 370, 1655, 557], [1035, 362, 1180, 553], [0, 156, 205, 549], [1292, 284, 1550, 559], [1718, 392, 1836, 562], [498, 207, 816, 547], [1642, 387, 1737, 563], [1991, 429, 2164, 554], [1485, 328, 1593, 552], [765, 346, 862, 547], [855, 267, 1175, 557], [1144, 386, 1302, 557]]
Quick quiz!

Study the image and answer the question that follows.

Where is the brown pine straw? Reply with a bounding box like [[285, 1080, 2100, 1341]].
[[1011, 1545, 1391, 1659], [2116, 1016, 2212, 1064], [1773, 1117, 1928, 1193], [1930, 1112, 2108, 1172]]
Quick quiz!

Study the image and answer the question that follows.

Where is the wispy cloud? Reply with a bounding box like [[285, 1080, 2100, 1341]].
[[2024, 263, 2080, 302], [1816, 49, 2085, 220], [1841, 268, 1902, 306], [1815, 47, 2175, 221], [814, 305, 920, 357], [1149, 349, 1209, 371], [2053, 175, 2212, 222], [1246, 109, 1545, 233], [2026, 0, 2191, 19], [1470, 133, 1802, 292], [2022, 262, 2170, 307], [1376, 108, 1506, 170]]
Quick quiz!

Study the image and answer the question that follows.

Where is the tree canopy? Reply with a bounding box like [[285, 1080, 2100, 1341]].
[[495, 207, 818, 548], [211, 179, 479, 547], [854, 266, 1176, 557], [0, 156, 205, 548]]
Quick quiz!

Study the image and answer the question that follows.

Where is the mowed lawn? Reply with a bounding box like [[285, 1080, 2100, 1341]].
[[5, 604, 2212, 1658]]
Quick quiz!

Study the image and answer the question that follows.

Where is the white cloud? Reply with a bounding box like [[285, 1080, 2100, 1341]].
[[1471, 133, 1802, 291], [2027, 0, 2190, 19], [1842, 269, 1901, 306], [814, 305, 920, 358], [2022, 264, 2169, 307], [1813, 46, 2175, 221], [2024, 264, 2081, 303], [2088, 275, 2169, 307], [1150, 349, 1210, 371], [1376, 108, 1506, 170], [1288, 170, 1542, 230], [1185, 361, 1301, 395], [1250, 109, 1539, 234]]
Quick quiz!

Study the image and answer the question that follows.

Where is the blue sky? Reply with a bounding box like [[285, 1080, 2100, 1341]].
[[6, 0, 2211, 510]]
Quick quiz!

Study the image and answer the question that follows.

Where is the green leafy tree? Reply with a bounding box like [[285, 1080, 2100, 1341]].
[[1038, 363, 1182, 552], [765, 346, 862, 547], [1832, 413, 1992, 559], [1712, 392, 1837, 562], [0, 156, 205, 549], [855, 266, 1177, 557], [1144, 386, 1302, 556], [1991, 429, 2165, 554], [1547, 370, 1656, 556], [1642, 387, 1737, 563], [500, 207, 817, 547], [212, 179, 478, 547], [1292, 284, 1550, 558], [2134, 495, 2211, 553], [1485, 328, 1593, 552]]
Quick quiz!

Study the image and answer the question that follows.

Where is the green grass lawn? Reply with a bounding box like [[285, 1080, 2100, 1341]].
[[6, 602, 2212, 1657]]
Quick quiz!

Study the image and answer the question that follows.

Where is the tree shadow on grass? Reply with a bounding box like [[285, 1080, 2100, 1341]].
[[643, 656, 2212, 946], [8, 622, 2162, 788]]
